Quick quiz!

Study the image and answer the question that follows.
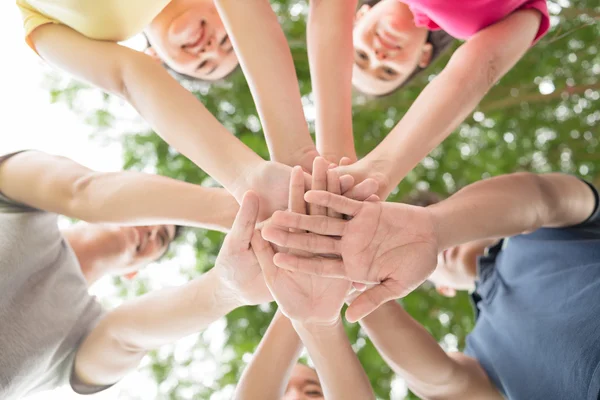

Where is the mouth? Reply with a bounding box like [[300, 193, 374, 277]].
[[375, 30, 401, 50], [183, 20, 207, 52]]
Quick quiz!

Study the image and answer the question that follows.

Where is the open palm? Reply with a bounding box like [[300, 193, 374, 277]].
[[261, 192, 439, 322]]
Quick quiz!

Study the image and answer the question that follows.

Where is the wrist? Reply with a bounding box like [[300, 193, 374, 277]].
[[230, 159, 267, 202], [291, 316, 342, 334], [204, 268, 246, 311], [362, 156, 393, 194]]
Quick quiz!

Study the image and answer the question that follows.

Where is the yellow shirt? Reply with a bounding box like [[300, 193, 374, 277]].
[[16, 0, 170, 50]]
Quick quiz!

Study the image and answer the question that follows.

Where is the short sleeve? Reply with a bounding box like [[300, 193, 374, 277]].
[[0, 151, 38, 213], [15, 0, 60, 53], [519, 0, 550, 45], [578, 180, 600, 226], [409, 6, 441, 31]]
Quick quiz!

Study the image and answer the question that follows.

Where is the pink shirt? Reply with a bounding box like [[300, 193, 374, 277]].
[[402, 0, 550, 44]]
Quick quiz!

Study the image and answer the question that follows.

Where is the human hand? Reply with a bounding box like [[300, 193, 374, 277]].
[[212, 191, 272, 306], [252, 158, 351, 326], [262, 193, 439, 322], [245, 161, 356, 223], [334, 157, 393, 200]]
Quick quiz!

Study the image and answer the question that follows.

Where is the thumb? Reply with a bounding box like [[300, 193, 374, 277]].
[[345, 282, 398, 322], [231, 191, 260, 246]]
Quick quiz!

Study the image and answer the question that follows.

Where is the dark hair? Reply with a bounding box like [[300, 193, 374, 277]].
[[357, 0, 456, 96], [403, 190, 444, 207], [157, 225, 186, 262]]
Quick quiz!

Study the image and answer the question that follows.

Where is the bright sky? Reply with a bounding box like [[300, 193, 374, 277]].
[[0, 3, 123, 170]]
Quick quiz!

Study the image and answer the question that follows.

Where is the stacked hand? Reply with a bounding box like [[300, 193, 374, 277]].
[[261, 183, 439, 323]]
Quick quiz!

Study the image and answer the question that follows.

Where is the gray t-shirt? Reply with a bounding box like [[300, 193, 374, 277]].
[[0, 153, 105, 398]]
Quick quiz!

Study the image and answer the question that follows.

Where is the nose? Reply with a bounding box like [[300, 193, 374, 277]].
[[199, 34, 220, 55], [374, 48, 388, 60]]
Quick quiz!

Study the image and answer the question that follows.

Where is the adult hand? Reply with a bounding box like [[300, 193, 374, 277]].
[[244, 161, 356, 222], [262, 192, 439, 322], [253, 158, 351, 326], [334, 157, 393, 200], [212, 191, 272, 306]]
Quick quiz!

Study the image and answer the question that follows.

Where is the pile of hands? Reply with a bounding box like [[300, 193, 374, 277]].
[[213, 156, 441, 327]]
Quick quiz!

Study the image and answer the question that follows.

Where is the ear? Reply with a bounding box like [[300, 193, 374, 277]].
[[354, 5, 371, 24], [418, 42, 433, 68], [124, 271, 138, 280], [436, 286, 456, 297], [144, 46, 162, 63]]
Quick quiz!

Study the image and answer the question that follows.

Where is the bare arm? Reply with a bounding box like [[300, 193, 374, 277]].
[[0, 151, 238, 231], [214, 0, 317, 169], [30, 24, 263, 198], [234, 312, 303, 400], [75, 191, 269, 386], [340, 10, 542, 197], [308, 0, 357, 163], [74, 268, 241, 386], [431, 172, 598, 250], [357, 300, 500, 400], [293, 320, 375, 400]]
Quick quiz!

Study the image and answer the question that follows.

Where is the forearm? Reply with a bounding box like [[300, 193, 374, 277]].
[[235, 312, 303, 400], [215, 0, 315, 165], [120, 54, 263, 195], [308, 0, 357, 162], [363, 52, 491, 188], [293, 320, 375, 400], [358, 301, 460, 395], [74, 269, 241, 385], [72, 171, 238, 232], [363, 11, 540, 190], [32, 24, 263, 197], [430, 172, 597, 250]]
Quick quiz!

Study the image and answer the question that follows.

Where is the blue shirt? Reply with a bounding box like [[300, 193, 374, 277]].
[[465, 181, 600, 400]]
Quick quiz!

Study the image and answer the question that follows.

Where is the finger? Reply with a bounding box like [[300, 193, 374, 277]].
[[230, 191, 260, 246], [326, 169, 343, 219], [343, 178, 379, 201], [328, 163, 337, 169], [365, 194, 380, 202], [250, 231, 278, 284], [339, 157, 353, 167], [310, 157, 328, 216], [345, 282, 402, 323], [304, 191, 362, 217], [271, 211, 346, 236], [289, 166, 306, 216], [262, 225, 340, 254], [339, 175, 354, 193], [273, 253, 347, 278], [353, 282, 367, 291]]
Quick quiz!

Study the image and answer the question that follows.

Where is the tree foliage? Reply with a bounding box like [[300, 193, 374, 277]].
[[46, 2, 599, 398]]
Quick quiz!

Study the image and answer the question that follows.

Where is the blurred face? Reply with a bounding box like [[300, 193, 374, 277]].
[[282, 364, 324, 400], [352, 0, 431, 96], [428, 239, 498, 297], [146, 0, 238, 80], [78, 224, 176, 275]]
